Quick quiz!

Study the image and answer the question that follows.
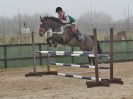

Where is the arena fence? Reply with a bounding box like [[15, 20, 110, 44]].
[[0, 40, 133, 68]]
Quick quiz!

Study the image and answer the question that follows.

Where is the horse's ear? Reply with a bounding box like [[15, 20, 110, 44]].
[[45, 15, 48, 20], [40, 16, 42, 22]]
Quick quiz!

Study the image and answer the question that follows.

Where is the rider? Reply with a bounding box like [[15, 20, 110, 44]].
[[55, 7, 83, 41]]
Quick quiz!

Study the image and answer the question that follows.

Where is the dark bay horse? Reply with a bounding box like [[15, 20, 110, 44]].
[[39, 16, 102, 64]]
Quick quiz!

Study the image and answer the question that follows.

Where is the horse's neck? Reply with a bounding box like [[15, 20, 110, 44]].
[[54, 26, 63, 32], [48, 19, 64, 32]]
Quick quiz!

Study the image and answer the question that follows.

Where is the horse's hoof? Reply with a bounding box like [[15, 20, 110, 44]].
[[54, 44, 57, 48]]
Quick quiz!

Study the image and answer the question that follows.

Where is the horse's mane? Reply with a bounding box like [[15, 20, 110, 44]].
[[47, 16, 64, 24]]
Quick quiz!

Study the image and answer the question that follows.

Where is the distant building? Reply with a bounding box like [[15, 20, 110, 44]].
[[21, 28, 31, 34]]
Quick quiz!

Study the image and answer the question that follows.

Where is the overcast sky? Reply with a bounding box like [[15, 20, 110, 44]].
[[0, 0, 132, 20]]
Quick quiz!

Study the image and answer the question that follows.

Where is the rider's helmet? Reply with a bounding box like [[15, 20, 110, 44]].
[[56, 7, 63, 13]]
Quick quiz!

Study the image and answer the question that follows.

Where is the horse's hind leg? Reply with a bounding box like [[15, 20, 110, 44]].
[[92, 57, 95, 65], [88, 57, 91, 65], [88, 57, 93, 65], [87, 57, 95, 66]]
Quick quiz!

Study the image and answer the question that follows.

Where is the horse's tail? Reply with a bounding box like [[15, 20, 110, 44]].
[[90, 35, 102, 54], [97, 40, 102, 54]]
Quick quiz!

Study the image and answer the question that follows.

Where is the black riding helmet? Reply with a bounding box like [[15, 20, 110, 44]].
[[56, 7, 63, 13]]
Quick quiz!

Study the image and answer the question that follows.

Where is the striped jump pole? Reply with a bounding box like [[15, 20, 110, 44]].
[[49, 53, 95, 57], [36, 51, 95, 57], [36, 51, 110, 58], [35, 51, 93, 54], [57, 73, 102, 81], [50, 62, 110, 69], [36, 51, 93, 54], [50, 62, 95, 68]]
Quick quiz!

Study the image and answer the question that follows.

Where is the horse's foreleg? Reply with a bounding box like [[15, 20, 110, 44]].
[[53, 42, 57, 48], [54, 37, 64, 44], [46, 37, 54, 47]]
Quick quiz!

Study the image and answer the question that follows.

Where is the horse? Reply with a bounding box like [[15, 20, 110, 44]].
[[104, 31, 127, 41], [114, 31, 127, 40], [39, 16, 102, 65]]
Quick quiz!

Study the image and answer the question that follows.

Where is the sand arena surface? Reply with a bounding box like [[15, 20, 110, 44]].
[[0, 62, 133, 99]]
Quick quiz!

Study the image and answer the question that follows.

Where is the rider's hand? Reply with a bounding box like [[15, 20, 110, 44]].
[[61, 20, 68, 24]]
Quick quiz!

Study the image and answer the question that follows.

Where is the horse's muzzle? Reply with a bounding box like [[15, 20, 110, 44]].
[[39, 28, 46, 37]]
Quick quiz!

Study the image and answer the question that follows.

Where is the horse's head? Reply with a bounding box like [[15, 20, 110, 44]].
[[39, 16, 65, 37], [39, 16, 49, 37]]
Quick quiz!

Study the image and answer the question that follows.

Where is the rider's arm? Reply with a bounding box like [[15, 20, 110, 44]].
[[61, 15, 70, 24]]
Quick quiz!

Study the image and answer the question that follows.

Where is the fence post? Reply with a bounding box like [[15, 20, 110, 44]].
[[93, 28, 99, 83], [110, 28, 113, 80], [71, 47, 74, 63], [38, 44, 43, 65], [3, 45, 7, 69], [47, 53, 50, 72], [31, 32, 36, 73], [46, 41, 50, 72]]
